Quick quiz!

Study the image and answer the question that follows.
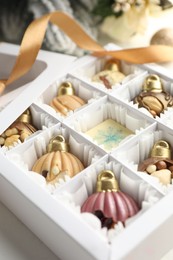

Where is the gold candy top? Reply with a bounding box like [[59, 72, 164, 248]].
[[142, 75, 163, 93], [58, 82, 75, 96], [103, 59, 120, 72], [47, 135, 69, 153], [96, 170, 119, 192], [150, 140, 171, 159], [16, 109, 32, 124]]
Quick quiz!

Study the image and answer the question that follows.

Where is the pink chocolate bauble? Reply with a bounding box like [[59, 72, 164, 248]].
[[81, 190, 139, 223]]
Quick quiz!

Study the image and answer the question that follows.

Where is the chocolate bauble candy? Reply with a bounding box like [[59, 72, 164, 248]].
[[50, 82, 86, 115], [32, 150, 84, 184], [0, 109, 37, 147], [32, 135, 84, 184], [81, 170, 139, 223], [92, 59, 125, 89], [50, 95, 85, 115], [138, 140, 173, 185], [134, 75, 173, 117]]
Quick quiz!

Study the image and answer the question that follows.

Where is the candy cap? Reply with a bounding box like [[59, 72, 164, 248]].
[[17, 109, 31, 124], [47, 135, 69, 153], [151, 140, 171, 159], [96, 170, 119, 192], [104, 59, 120, 72], [58, 82, 75, 96], [142, 75, 163, 93]]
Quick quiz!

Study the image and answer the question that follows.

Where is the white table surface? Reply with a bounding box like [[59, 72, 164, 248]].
[[0, 201, 60, 260], [1, 198, 173, 260]]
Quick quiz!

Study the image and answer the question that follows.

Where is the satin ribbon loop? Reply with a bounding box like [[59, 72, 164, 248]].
[[0, 79, 7, 94], [1, 11, 173, 95]]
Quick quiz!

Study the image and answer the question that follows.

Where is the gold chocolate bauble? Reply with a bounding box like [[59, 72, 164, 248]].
[[32, 135, 84, 184], [50, 82, 86, 115], [134, 74, 173, 117], [138, 140, 173, 185], [0, 109, 37, 147], [92, 59, 125, 89]]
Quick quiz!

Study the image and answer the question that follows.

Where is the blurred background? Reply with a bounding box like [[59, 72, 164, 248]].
[[0, 0, 173, 56]]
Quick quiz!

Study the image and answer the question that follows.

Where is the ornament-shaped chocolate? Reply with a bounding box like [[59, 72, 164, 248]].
[[138, 140, 173, 185], [134, 74, 173, 117], [0, 109, 37, 147], [50, 82, 86, 115], [92, 59, 125, 89], [81, 170, 139, 224], [32, 135, 84, 185]]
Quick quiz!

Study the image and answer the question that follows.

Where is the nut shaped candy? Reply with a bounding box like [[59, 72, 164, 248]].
[[92, 59, 125, 89], [32, 135, 84, 184], [134, 75, 173, 117], [0, 109, 37, 147], [138, 140, 173, 185], [81, 170, 139, 223], [50, 82, 86, 115]]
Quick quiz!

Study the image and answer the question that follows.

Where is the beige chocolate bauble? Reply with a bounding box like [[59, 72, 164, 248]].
[[150, 28, 173, 47], [50, 95, 85, 115], [32, 151, 84, 184], [32, 135, 84, 184], [50, 81, 85, 116], [50, 82, 86, 115]]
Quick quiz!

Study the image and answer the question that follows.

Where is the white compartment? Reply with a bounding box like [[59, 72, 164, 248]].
[[54, 155, 163, 244], [35, 75, 105, 120], [111, 122, 173, 194], [0, 42, 75, 134], [0, 103, 59, 152], [112, 71, 173, 119], [64, 95, 154, 153], [69, 55, 145, 92], [6, 123, 105, 190]]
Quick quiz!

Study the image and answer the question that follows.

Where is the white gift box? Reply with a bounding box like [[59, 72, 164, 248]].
[[1, 42, 173, 260]]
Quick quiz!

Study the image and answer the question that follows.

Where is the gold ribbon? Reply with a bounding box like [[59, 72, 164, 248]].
[[1, 11, 173, 94]]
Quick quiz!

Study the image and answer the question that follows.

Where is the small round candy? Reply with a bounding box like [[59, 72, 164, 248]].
[[146, 164, 157, 174], [156, 161, 167, 170]]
